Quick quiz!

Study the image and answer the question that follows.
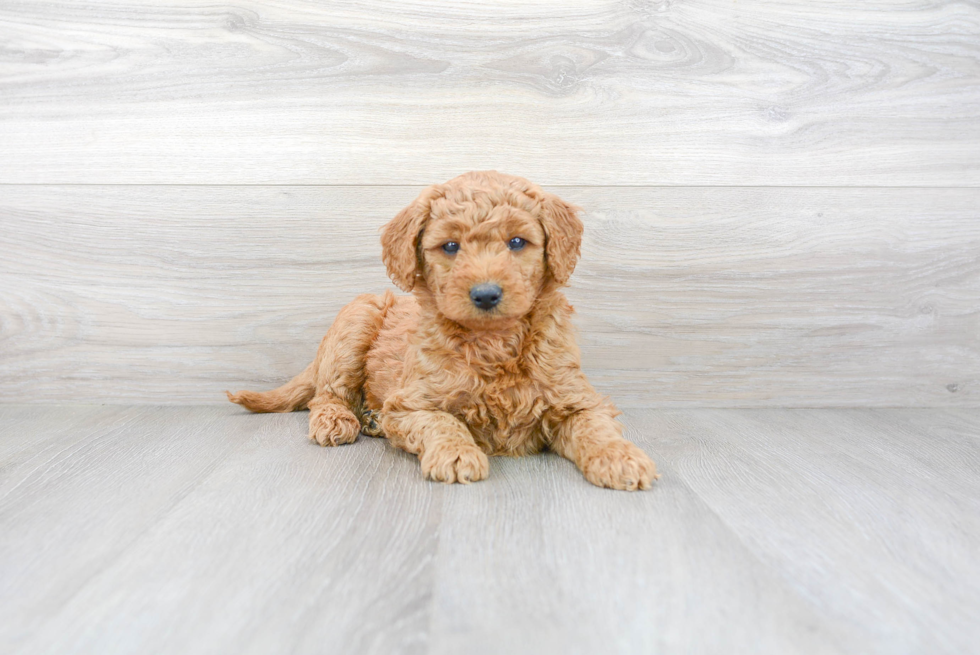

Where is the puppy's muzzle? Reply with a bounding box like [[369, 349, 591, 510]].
[[470, 283, 502, 311]]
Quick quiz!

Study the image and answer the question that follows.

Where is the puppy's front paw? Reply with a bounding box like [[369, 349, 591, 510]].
[[582, 440, 658, 491], [308, 404, 361, 447], [420, 440, 489, 484]]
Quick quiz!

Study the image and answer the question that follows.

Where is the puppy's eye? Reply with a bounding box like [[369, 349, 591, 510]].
[[507, 237, 527, 251], [441, 241, 460, 254]]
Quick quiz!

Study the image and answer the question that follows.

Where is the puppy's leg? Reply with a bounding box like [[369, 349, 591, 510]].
[[381, 410, 489, 484], [551, 405, 658, 491], [307, 293, 391, 447]]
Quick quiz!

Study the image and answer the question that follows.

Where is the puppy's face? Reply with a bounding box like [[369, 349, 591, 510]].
[[419, 202, 547, 328], [381, 172, 583, 331]]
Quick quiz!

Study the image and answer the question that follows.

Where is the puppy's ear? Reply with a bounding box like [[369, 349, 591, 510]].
[[380, 193, 434, 292], [539, 194, 584, 286]]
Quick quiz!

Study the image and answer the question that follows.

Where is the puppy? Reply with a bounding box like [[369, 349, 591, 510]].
[[228, 171, 658, 490]]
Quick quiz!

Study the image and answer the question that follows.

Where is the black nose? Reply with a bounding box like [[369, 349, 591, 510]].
[[470, 283, 503, 310]]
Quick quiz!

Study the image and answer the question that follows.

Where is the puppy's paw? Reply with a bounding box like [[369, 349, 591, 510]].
[[308, 404, 361, 447], [581, 440, 658, 491], [420, 440, 489, 484]]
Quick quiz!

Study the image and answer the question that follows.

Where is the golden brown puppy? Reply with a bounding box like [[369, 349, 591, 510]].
[[228, 171, 658, 490]]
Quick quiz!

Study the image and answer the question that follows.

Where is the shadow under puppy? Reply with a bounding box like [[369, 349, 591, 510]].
[[229, 171, 658, 490]]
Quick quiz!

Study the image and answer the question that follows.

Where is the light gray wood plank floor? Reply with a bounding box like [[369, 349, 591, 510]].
[[1, 406, 977, 654]]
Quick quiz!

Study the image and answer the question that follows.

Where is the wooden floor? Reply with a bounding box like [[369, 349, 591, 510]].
[[1, 406, 977, 654], [3, 3, 978, 653]]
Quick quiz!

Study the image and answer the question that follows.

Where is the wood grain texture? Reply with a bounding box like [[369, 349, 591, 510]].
[[1, 0, 979, 184], [628, 408, 980, 654], [2, 406, 979, 653], [427, 452, 869, 655], [0, 407, 439, 655], [2, 185, 977, 406], [0, 404, 125, 462]]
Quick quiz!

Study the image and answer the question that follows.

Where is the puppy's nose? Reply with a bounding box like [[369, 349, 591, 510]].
[[470, 283, 503, 310]]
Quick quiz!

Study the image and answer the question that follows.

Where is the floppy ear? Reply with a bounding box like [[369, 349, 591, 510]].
[[380, 196, 432, 292], [539, 194, 584, 286]]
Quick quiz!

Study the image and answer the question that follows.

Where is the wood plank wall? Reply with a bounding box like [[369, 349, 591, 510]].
[[1, 0, 978, 406]]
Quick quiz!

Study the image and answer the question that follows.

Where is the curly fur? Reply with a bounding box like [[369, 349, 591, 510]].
[[228, 171, 658, 490]]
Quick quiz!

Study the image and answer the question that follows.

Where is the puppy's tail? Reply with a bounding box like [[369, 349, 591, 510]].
[[226, 362, 316, 413]]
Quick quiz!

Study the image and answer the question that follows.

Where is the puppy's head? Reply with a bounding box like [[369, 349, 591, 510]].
[[381, 171, 583, 329]]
